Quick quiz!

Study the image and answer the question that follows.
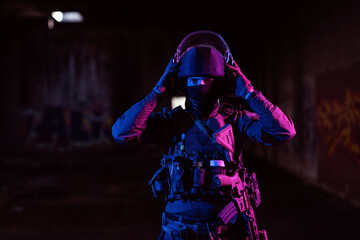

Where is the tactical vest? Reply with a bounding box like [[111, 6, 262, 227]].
[[149, 109, 240, 201]]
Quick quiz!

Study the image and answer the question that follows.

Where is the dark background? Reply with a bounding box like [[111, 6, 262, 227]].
[[0, 0, 360, 239]]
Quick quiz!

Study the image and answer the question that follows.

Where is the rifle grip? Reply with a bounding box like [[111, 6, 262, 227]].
[[213, 173, 239, 188]]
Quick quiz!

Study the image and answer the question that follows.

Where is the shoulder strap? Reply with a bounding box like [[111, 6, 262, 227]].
[[193, 119, 221, 147]]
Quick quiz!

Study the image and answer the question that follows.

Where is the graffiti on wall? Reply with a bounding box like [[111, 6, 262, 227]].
[[316, 89, 360, 165]]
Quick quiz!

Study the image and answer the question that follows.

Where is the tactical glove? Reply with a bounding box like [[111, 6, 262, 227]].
[[225, 60, 254, 100], [153, 58, 180, 96]]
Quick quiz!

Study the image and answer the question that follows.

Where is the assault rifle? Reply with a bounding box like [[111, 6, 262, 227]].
[[214, 170, 268, 240]]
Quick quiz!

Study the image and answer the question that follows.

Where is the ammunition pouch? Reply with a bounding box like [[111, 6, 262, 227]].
[[149, 163, 170, 198]]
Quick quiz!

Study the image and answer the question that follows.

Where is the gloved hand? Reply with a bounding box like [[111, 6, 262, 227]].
[[225, 60, 254, 100], [153, 58, 181, 96]]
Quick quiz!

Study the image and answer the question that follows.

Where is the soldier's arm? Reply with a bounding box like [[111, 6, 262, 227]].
[[111, 90, 179, 151], [112, 58, 180, 146], [112, 91, 161, 145], [237, 90, 296, 145], [226, 61, 296, 145]]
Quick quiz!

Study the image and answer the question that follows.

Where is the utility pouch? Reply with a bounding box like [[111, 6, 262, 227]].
[[170, 163, 185, 194], [193, 167, 205, 188], [149, 165, 169, 198]]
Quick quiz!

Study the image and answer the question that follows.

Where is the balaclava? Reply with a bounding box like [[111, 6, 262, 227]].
[[178, 47, 225, 119]]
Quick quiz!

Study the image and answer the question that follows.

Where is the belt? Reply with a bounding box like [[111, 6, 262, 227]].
[[162, 211, 224, 238], [164, 211, 219, 224]]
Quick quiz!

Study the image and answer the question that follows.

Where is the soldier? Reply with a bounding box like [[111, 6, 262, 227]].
[[112, 31, 296, 240]]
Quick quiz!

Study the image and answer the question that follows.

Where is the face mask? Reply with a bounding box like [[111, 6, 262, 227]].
[[186, 84, 219, 117]]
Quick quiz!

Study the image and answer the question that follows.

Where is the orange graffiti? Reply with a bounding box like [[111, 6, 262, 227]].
[[316, 89, 360, 165]]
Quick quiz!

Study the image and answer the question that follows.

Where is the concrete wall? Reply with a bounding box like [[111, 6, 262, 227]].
[[250, 1, 360, 207]]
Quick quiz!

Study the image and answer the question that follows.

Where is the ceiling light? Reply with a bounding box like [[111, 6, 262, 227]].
[[51, 11, 84, 23], [51, 11, 63, 22]]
